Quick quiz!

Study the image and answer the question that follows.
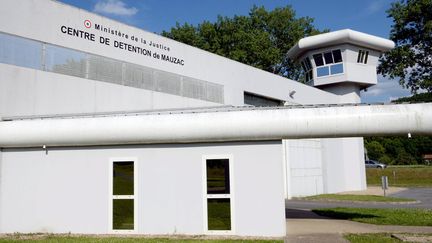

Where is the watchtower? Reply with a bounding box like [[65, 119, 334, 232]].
[[287, 29, 394, 103]]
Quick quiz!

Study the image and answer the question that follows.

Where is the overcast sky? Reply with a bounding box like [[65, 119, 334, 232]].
[[59, 0, 411, 103]]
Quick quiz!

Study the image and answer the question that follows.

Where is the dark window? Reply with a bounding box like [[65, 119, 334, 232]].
[[207, 199, 231, 230], [332, 50, 342, 63], [301, 61, 307, 72], [357, 50, 369, 64], [113, 199, 134, 230], [306, 70, 313, 82], [206, 158, 231, 231], [207, 159, 230, 194], [324, 52, 334, 64], [112, 161, 134, 230], [244, 92, 283, 107], [305, 57, 313, 70], [301, 57, 314, 82], [113, 162, 134, 195], [313, 54, 324, 66]]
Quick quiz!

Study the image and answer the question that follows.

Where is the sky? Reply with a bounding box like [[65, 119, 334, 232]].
[[58, 0, 412, 103]]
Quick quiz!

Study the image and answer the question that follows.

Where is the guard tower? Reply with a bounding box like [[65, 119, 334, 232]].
[[287, 29, 395, 103]]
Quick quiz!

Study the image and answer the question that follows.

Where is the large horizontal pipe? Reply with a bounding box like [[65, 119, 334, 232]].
[[0, 103, 431, 148]]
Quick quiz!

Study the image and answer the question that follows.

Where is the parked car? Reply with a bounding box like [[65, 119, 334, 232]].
[[365, 160, 387, 169]]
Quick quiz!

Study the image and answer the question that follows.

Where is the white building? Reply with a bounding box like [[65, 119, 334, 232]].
[[0, 0, 400, 237]]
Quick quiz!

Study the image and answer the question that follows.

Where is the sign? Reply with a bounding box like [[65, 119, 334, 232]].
[[59, 19, 185, 66]]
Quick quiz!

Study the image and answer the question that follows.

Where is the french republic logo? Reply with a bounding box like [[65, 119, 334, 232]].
[[84, 19, 92, 28]]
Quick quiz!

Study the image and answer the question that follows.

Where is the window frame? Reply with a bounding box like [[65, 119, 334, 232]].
[[202, 154, 235, 235], [109, 157, 138, 234]]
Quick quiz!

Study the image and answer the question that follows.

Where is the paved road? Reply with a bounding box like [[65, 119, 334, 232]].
[[286, 187, 432, 210], [285, 188, 432, 242], [391, 187, 432, 208]]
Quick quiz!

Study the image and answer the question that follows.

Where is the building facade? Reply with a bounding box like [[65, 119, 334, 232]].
[[0, 0, 394, 236]]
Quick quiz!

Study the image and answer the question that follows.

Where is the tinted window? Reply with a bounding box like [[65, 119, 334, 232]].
[[332, 50, 342, 63], [207, 159, 230, 194], [113, 199, 134, 230], [364, 51, 369, 64], [324, 52, 334, 64], [313, 54, 324, 66], [207, 199, 231, 230], [113, 162, 134, 195]]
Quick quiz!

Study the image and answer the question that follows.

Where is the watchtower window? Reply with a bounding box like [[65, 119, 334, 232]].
[[301, 57, 313, 82], [357, 50, 369, 64], [313, 49, 344, 78], [313, 54, 324, 67]]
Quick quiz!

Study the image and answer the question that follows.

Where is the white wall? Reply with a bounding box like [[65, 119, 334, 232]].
[[0, 142, 285, 237], [284, 139, 323, 197], [0, 64, 217, 117], [321, 138, 366, 193]]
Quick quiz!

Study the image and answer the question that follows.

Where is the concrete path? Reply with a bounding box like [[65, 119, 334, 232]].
[[284, 208, 432, 243], [286, 187, 432, 209], [338, 186, 408, 196]]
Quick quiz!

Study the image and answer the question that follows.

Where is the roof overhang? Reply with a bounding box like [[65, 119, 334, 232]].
[[287, 29, 395, 60]]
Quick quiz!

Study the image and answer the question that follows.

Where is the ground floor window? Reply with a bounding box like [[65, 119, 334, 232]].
[[111, 159, 136, 232], [204, 157, 233, 232]]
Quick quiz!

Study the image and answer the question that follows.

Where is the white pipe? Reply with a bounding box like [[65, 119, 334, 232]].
[[0, 103, 431, 148]]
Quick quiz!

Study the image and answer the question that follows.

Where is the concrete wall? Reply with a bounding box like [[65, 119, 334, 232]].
[[0, 141, 286, 237], [0, 64, 217, 117], [284, 139, 324, 197], [284, 138, 366, 198], [321, 138, 366, 193]]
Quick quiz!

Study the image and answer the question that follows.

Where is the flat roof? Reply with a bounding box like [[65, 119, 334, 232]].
[[1, 103, 387, 121], [287, 29, 395, 60]]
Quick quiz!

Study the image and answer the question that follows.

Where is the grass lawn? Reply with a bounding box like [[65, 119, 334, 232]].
[[0, 235, 283, 243], [312, 207, 432, 226], [366, 166, 432, 187], [345, 233, 432, 243], [345, 233, 400, 243], [303, 194, 415, 202], [345, 233, 402, 243]]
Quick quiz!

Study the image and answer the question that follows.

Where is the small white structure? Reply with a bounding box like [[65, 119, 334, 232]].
[[287, 29, 395, 102], [1, 0, 426, 238]]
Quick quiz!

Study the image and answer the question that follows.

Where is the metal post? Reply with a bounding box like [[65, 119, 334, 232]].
[[381, 176, 388, 197]]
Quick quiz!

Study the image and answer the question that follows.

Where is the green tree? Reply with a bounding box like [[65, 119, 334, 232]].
[[392, 92, 432, 103], [162, 5, 325, 81], [378, 0, 432, 93], [365, 141, 386, 160]]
